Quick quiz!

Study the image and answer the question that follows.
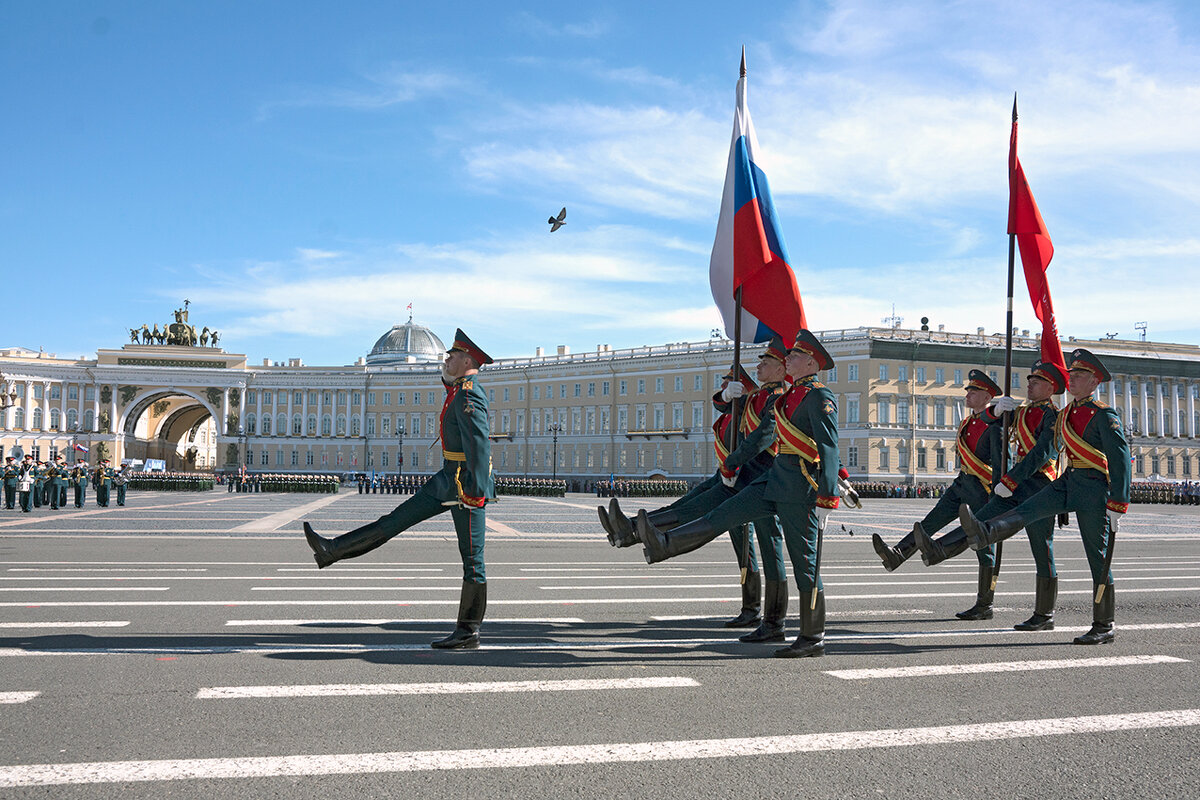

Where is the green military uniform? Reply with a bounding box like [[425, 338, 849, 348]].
[[94, 460, 115, 507], [2, 457, 18, 510], [305, 329, 496, 649], [43, 458, 66, 510], [71, 461, 89, 507], [18, 456, 37, 512], [962, 349, 1131, 645], [114, 466, 129, 506], [32, 462, 45, 508], [640, 330, 840, 658]]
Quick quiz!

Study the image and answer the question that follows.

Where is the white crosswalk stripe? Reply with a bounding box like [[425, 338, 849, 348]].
[[824, 654, 1189, 680], [197, 676, 699, 699], [2, 709, 1197, 786]]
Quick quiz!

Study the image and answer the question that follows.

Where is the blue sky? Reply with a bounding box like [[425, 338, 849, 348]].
[[3, 0, 1199, 365]]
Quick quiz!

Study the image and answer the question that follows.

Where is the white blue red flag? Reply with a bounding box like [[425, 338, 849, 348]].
[[73, 443, 88, 453], [709, 64, 806, 344]]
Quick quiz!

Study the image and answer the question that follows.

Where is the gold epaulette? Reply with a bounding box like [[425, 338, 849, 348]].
[[808, 380, 826, 389], [1089, 399, 1109, 409]]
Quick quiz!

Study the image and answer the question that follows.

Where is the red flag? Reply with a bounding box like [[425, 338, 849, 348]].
[[1008, 110, 1066, 371]]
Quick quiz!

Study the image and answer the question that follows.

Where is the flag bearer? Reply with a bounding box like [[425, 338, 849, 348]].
[[960, 349, 1130, 645]]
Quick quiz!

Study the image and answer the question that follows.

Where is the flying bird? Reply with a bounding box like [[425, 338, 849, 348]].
[[548, 207, 566, 232]]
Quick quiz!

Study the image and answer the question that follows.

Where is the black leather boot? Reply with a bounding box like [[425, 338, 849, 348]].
[[955, 565, 995, 620], [304, 520, 395, 569], [639, 512, 722, 564], [775, 588, 824, 658], [724, 570, 763, 627], [961, 505, 1026, 551], [872, 528, 917, 572], [1014, 575, 1057, 631], [598, 505, 635, 547], [432, 581, 487, 649], [1073, 583, 1114, 645], [740, 579, 787, 642]]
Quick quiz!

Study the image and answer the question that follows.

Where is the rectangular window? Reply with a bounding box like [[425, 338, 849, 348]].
[[68, 385, 79, 400], [692, 403, 703, 428], [847, 398, 860, 424], [897, 398, 909, 425], [533, 386, 540, 400], [878, 398, 891, 425], [587, 382, 595, 397], [655, 378, 664, 393], [935, 367, 945, 383], [847, 446, 858, 468], [898, 448, 909, 469], [935, 400, 947, 427], [879, 364, 889, 381], [601, 381, 610, 396], [694, 375, 702, 392], [413, 392, 421, 405], [826, 366, 838, 383], [518, 387, 525, 401], [637, 379, 645, 395], [291, 451, 298, 466], [503, 388, 510, 402], [879, 447, 890, 470], [917, 448, 927, 469], [897, 365, 908, 382], [916, 398, 927, 426], [954, 369, 963, 385], [367, 392, 375, 406], [674, 376, 683, 392], [936, 448, 946, 470], [560, 385, 567, 399], [915, 367, 926, 383], [427, 392, 435, 405], [382, 392, 390, 405], [261, 451, 269, 466], [381, 451, 389, 467], [574, 384, 581, 398], [848, 364, 859, 382], [619, 381, 627, 396]]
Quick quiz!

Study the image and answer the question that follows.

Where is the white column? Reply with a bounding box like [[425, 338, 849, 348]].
[[315, 390, 323, 437], [345, 387, 353, 436], [1139, 378, 1148, 436], [1171, 382, 1181, 438], [39, 381, 50, 431], [58, 381, 67, 433], [302, 389, 310, 437], [1189, 383, 1197, 438], [91, 384, 100, 432], [1157, 382, 1166, 437], [76, 383, 85, 427], [359, 385, 367, 436], [1123, 376, 1132, 427], [221, 388, 230, 435], [108, 384, 118, 435]]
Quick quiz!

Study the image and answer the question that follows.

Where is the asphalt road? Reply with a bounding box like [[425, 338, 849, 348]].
[[1, 489, 1198, 798]]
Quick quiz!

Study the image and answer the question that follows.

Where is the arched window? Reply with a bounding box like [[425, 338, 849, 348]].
[[246, 414, 257, 435], [307, 414, 317, 435], [31, 408, 43, 429], [66, 409, 78, 430], [14, 408, 25, 428], [351, 417, 361, 436], [321, 415, 332, 436], [84, 409, 94, 431], [49, 409, 61, 430], [336, 414, 347, 436], [261, 415, 272, 435], [277, 414, 287, 436], [292, 416, 303, 435], [1132, 408, 1141, 433]]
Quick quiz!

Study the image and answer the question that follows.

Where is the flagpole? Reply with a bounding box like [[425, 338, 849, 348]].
[[733, 48, 750, 585], [995, 94, 1020, 586]]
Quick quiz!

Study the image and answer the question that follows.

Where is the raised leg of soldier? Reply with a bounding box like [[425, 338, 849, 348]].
[[963, 481, 1068, 553], [432, 504, 488, 650], [774, 503, 824, 659], [1015, 516, 1058, 631], [874, 484, 968, 572], [724, 523, 762, 628], [641, 482, 767, 565], [304, 489, 445, 569]]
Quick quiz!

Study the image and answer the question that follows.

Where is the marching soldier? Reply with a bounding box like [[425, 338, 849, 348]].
[[871, 369, 1005, 620], [638, 330, 840, 658], [32, 461, 45, 508], [71, 458, 89, 507], [18, 455, 37, 512], [114, 464, 130, 506], [3, 456, 18, 510], [305, 329, 496, 649], [94, 459, 115, 507], [961, 349, 1131, 645], [43, 456, 65, 510], [912, 360, 1067, 631]]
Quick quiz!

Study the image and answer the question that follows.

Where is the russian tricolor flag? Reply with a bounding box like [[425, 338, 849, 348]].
[[709, 61, 806, 345]]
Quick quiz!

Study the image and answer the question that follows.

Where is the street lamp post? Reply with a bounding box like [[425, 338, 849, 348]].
[[548, 422, 563, 480], [396, 421, 406, 478]]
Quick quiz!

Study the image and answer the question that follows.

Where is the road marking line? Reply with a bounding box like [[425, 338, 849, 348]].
[[485, 518, 524, 536], [223, 617, 586, 627], [6, 585, 1199, 608], [230, 494, 345, 533], [1, 708, 1197, 786], [7, 568, 209, 573], [0, 587, 169, 593], [197, 676, 699, 699], [0, 692, 39, 704], [652, 609, 933, 621], [2, 622, 1199, 657], [274, 567, 444, 572], [824, 654, 1190, 680], [0, 621, 129, 629]]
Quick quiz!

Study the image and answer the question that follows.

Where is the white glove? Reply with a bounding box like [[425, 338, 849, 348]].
[[993, 483, 1013, 498], [815, 506, 831, 529], [720, 472, 737, 488], [991, 395, 1020, 414], [721, 383, 746, 401], [1107, 509, 1122, 533]]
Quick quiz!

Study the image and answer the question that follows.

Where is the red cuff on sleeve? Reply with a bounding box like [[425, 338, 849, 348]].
[[816, 496, 839, 510], [1105, 500, 1128, 514], [1001, 475, 1018, 492], [719, 466, 737, 480]]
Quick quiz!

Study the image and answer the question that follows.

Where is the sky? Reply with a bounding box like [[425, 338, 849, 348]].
[[3, 0, 1200, 366]]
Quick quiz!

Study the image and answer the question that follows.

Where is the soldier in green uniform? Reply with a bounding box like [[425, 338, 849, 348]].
[[911, 361, 1067, 631], [114, 464, 130, 506], [71, 458, 89, 507], [18, 455, 37, 512], [305, 329, 496, 649], [2, 456, 18, 510], [637, 330, 840, 659], [960, 349, 1131, 645], [94, 459, 115, 507], [43, 456, 64, 510], [871, 369, 1005, 620]]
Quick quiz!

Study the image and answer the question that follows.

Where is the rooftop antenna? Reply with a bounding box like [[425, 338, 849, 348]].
[[882, 305, 903, 329], [1134, 321, 1147, 341]]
